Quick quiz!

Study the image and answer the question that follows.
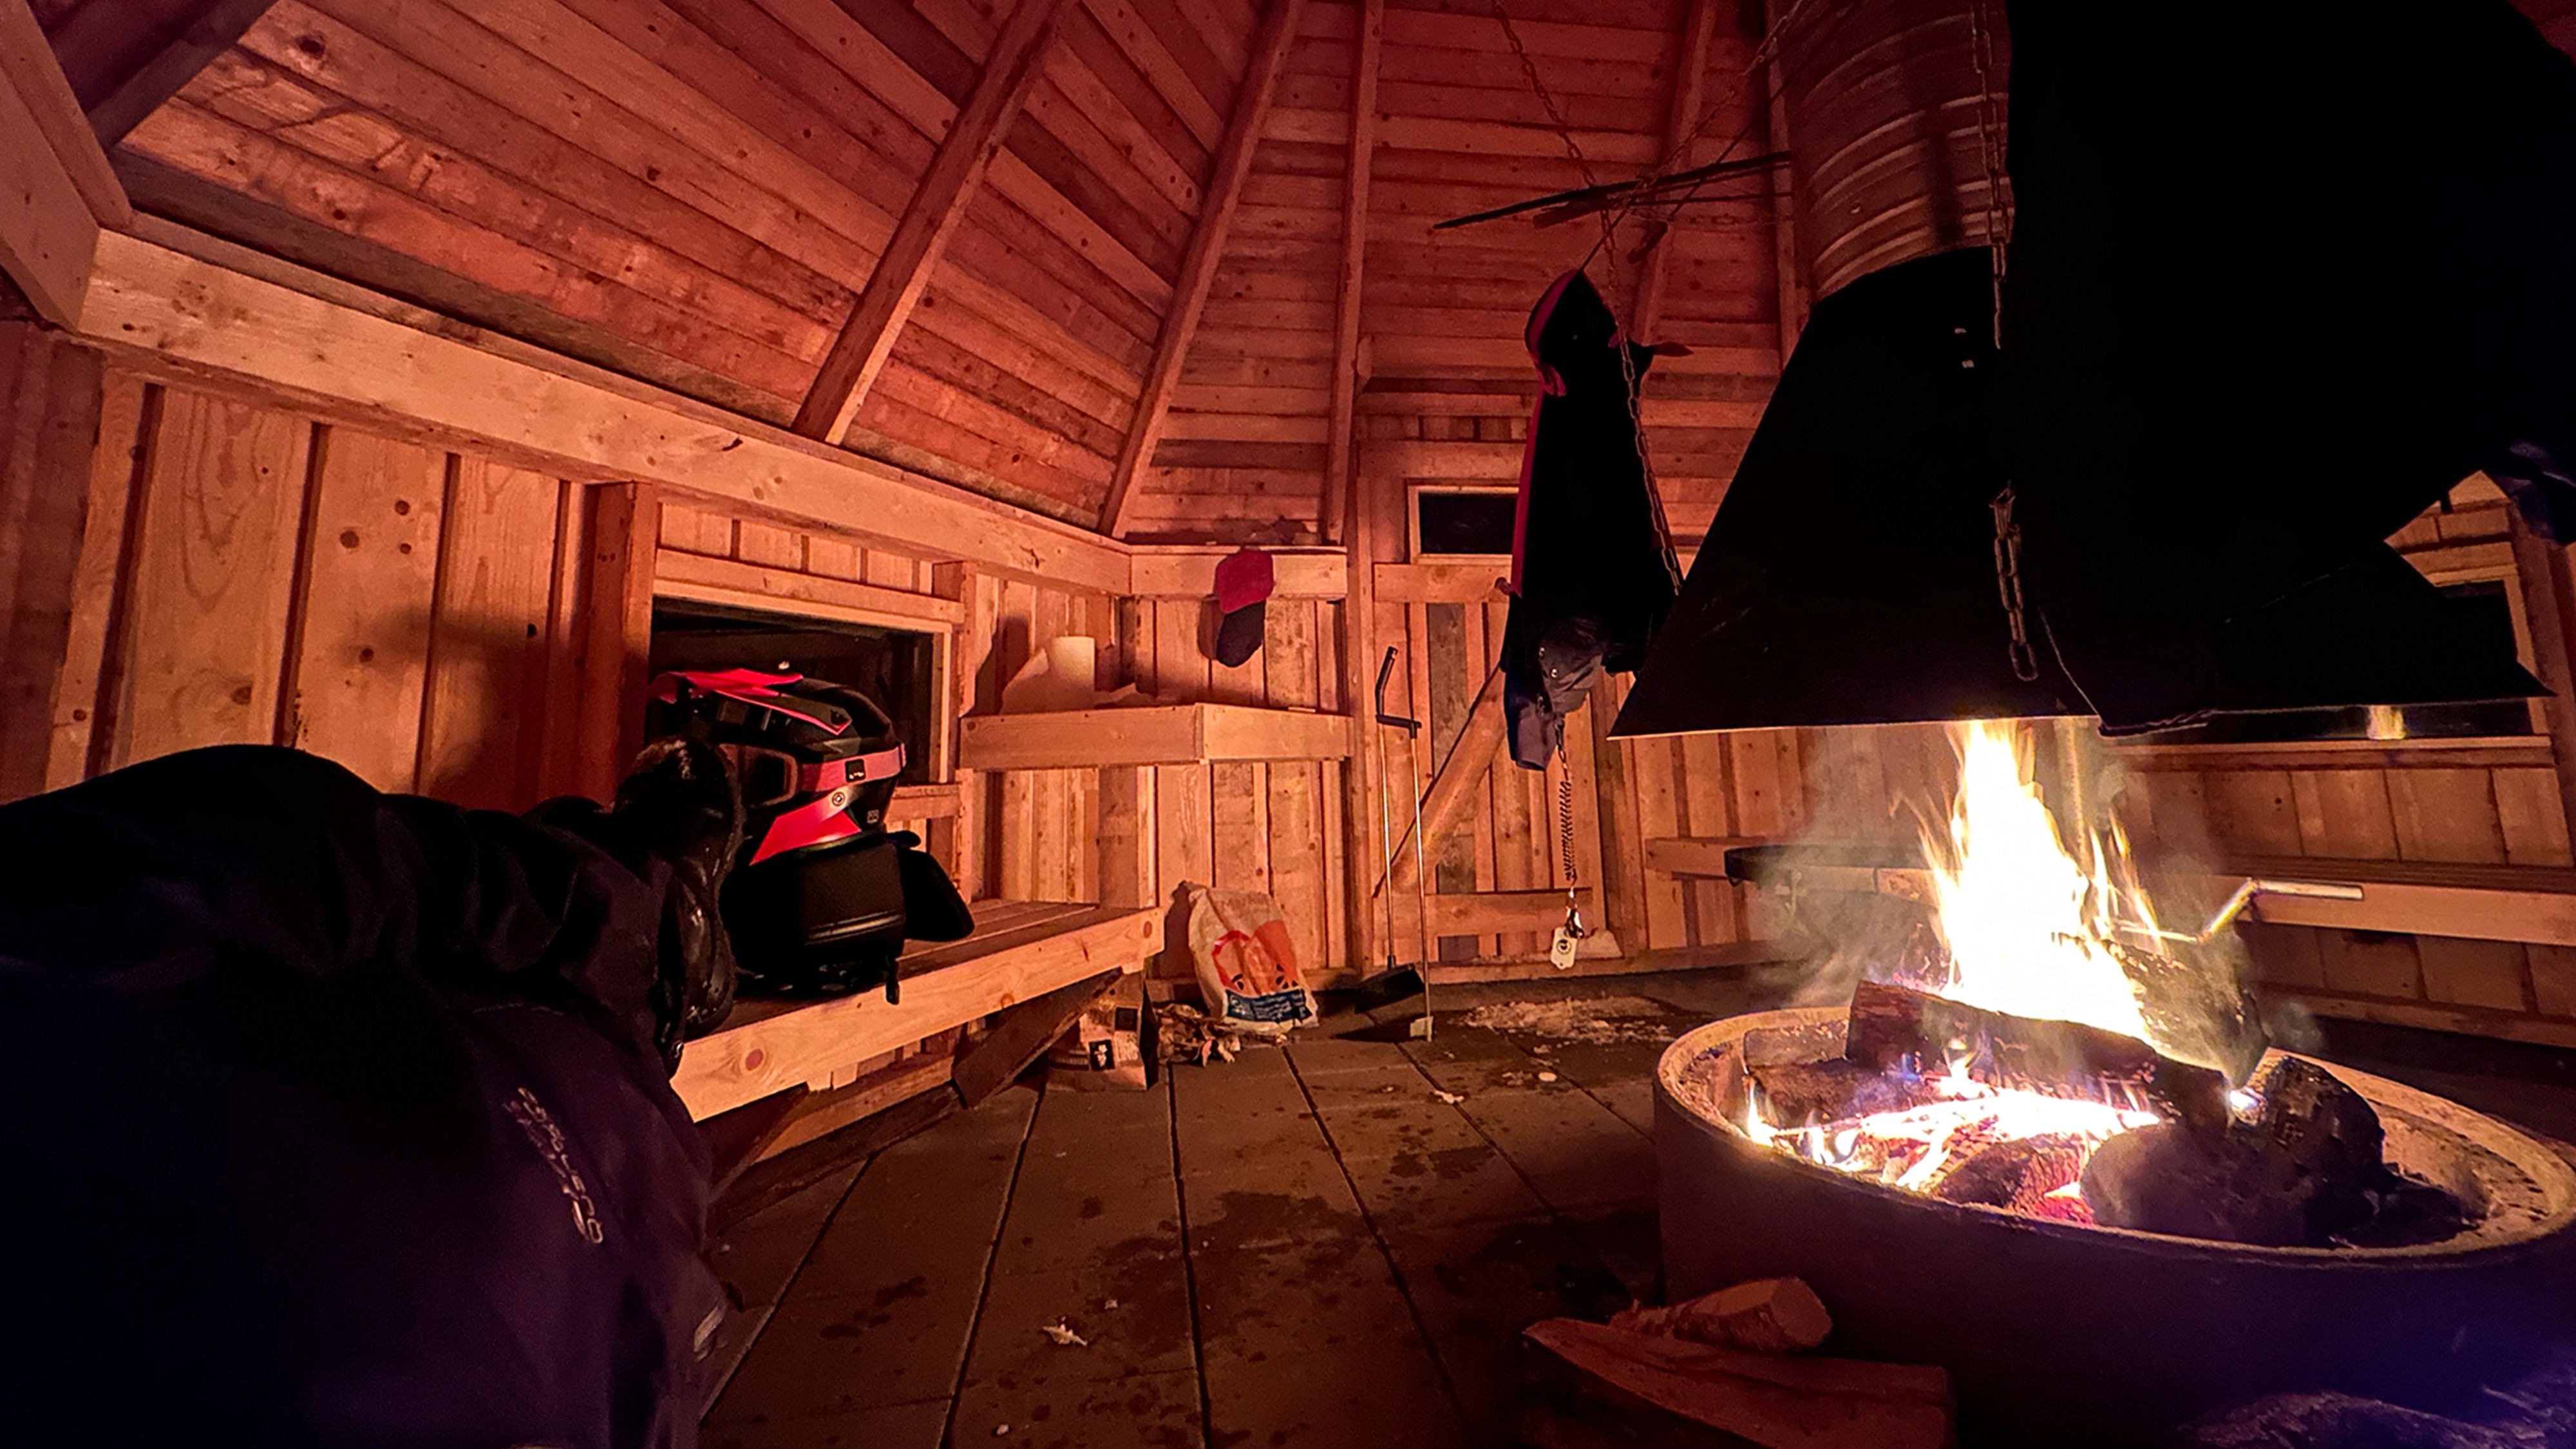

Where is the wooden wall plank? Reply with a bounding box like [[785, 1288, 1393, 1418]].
[[2389, 768, 2510, 864], [415, 459, 563, 810], [281, 427, 445, 790], [108, 388, 311, 767]]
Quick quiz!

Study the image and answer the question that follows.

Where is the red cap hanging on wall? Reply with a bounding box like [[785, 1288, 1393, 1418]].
[[1213, 547, 1274, 668]]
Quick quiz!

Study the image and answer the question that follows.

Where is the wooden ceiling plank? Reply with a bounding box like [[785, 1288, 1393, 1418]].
[[1320, 0, 1382, 548], [793, 0, 1076, 443], [1633, 0, 1721, 339], [0, 0, 127, 224], [1101, 0, 1307, 538]]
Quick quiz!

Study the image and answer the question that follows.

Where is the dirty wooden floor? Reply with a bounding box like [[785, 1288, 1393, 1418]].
[[696, 969, 2576, 1449]]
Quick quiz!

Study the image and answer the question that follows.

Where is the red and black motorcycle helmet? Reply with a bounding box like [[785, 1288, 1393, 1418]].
[[647, 668, 906, 863], [645, 669, 925, 999]]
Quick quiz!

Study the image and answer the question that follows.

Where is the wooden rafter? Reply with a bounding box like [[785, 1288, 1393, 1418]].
[[1319, 0, 1382, 549], [1098, 0, 1306, 538], [793, 0, 1075, 445], [1633, 0, 1722, 339], [0, 0, 127, 325], [39, 0, 278, 146]]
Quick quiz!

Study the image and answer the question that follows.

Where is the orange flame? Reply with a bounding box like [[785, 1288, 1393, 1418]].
[[1922, 721, 2154, 1038]]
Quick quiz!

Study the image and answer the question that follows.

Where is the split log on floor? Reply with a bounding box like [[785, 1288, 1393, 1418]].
[[1522, 1318, 1952, 1449], [1845, 979, 2230, 1133], [1608, 1277, 1833, 1354]]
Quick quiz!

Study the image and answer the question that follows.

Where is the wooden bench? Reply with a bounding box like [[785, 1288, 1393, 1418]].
[[674, 900, 1160, 1119]]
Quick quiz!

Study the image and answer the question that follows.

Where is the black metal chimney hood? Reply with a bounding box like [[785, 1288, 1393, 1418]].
[[1613, 0, 2576, 740]]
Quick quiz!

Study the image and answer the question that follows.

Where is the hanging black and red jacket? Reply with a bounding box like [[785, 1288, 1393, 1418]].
[[1501, 269, 1682, 769]]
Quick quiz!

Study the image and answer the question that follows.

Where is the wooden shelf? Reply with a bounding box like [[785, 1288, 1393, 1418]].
[[959, 703, 1351, 770], [673, 901, 1157, 1119]]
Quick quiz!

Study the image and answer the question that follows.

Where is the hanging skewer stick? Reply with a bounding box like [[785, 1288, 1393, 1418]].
[[1432, 150, 1791, 231]]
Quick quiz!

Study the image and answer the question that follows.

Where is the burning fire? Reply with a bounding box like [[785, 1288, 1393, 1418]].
[[1749, 722, 2176, 1217], [1922, 721, 2155, 1039]]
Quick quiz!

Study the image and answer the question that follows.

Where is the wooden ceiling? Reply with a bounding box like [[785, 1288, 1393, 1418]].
[[40, 0, 1788, 542]]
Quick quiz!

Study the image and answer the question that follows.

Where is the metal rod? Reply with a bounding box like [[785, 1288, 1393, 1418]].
[[1431, 150, 1792, 230]]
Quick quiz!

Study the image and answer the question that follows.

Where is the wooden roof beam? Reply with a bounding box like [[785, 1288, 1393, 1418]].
[[41, 0, 278, 146], [1099, 0, 1305, 539], [793, 0, 1075, 445], [1318, 0, 1382, 549], [0, 0, 130, 325], [1633, 0, 1722, 340]]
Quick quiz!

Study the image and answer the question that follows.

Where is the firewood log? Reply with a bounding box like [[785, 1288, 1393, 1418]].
[[1745, 1059, 1943, 1126], [1927, 1132, 2088, 1214], [1609, 1277, 1833, 1354], [1522, 1319, 1952, 1449], [1844, 979, 2230, 1133]]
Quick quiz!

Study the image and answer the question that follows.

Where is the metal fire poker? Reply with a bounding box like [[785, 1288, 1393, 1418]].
[[1372, 648, 1432, 1039]]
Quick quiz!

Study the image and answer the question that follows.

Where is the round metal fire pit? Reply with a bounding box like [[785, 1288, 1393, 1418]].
[[1656, 1009, 2576, 1446]]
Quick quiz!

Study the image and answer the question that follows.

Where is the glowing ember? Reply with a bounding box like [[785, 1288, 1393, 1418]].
[[1745, 1067, 2158, 1199], [1922, 721, 2155, 1041]]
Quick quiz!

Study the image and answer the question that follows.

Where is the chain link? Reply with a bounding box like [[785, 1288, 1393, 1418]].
[[1990, 486, 2041, 683], [1968, 0, 2011, 348]]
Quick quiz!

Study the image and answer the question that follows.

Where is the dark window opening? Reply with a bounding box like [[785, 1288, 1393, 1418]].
[[1417, 489, 1518, 556], [649, 601, 936, 784], [2127, 581, 2534, 745]]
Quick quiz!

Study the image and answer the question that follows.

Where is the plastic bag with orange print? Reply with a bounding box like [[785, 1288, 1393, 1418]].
[[1182, 884, 1316, 1033]]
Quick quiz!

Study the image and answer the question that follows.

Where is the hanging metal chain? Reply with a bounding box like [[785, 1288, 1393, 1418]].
[[1967, 0, 2011, 348], [1990, 486, 2041, 683]]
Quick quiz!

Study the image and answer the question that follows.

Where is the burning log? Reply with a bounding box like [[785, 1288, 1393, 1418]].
[[1745, 1058, 1944, 1126], [1608, 1277, 1833, 1354], [2079, 1124, 2316, 1245], [1845, 979, 2231, 1133], [2083, 1056, 2421, 1247], [1521, 1318, 1953, 1449], [1927, 1132, 2088, 1215]]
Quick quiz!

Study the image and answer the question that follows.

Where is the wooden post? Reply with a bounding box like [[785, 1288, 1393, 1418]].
[[0, 323, 105, 800], [572, 481, 658, 802], [1099, 0, 1307, 537], [2508, 509, 2576, 862], [934, 560, 992, 900], [791, 0, 1075, 444], [1319, 0, 1382, 549], [1633, 0, 1720, 338]]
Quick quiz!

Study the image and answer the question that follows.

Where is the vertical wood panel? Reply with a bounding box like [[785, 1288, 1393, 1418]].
[[283, 430, 446, 790], [2494, 766, 2573, 866], [2289, 770, 2398, 859], [2418, 936, 2532, 1012], [2388, 769, 2508, 864], [110, 390, 312, 768], [2202, 770, 2302, 857], [44, 372, 148, 791], [417, 459, 562, 810]]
